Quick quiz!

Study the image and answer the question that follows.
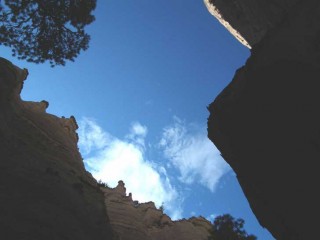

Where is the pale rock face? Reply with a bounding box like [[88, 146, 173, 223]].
[[204, 0, 301, 48], [101, 181, 212, 240], [0, 58, 116, 240]]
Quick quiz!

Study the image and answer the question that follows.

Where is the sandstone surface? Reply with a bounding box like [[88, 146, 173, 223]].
[[207, 0, 320, 239], [0, 58, 116, 240], [101, 181, 212, 240], [204, 0, 301, 48]]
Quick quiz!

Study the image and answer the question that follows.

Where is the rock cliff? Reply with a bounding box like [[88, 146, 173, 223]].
[[101, 181, 212, 240], [0, 58, 213, 239], [0, 58, 116, 240], [206, 0, 320, 239]]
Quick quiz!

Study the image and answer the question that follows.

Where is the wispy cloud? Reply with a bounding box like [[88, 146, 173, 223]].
[[159, 116, 230, 191], [78, 116, 229, 220], [207, 213, 218, 223], [125, 122, 148, 150], [78, 118, 183, 220], [78, 117, 110, 154]]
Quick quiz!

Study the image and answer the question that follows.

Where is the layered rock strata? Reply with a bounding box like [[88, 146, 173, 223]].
[[207, 0, 320, 239], [0, 58, 116, 240], [101, 181, 212, 240]]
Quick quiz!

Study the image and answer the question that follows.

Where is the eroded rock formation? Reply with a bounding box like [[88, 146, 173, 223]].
[[101, 181, 212, 240], [206, 0, 320, 239], [0, 58, 116, 240]]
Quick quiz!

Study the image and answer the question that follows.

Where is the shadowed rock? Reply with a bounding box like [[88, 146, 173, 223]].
[[204, 0, 301, 48], [207, 0, 320, 239]]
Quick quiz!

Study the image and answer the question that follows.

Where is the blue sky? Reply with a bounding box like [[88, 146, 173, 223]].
[[1, 1, 274, 239]]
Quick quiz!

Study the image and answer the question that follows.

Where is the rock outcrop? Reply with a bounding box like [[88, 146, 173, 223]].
[[0, 58, 116, 240], [101, 181, 212, 240], [204, 0, 301, 48], [207, 0, 320, 239]]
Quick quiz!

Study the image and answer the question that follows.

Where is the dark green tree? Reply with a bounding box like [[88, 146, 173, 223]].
[[0, 0, 96, 66], [209, 214, 257, 240], [97, 180, 109, 188]]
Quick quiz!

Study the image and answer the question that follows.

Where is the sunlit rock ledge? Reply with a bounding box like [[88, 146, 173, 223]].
[[204, 0, 301, 48], [100, 180, 212, 240]]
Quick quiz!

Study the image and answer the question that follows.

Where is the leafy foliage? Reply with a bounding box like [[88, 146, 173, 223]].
[[209, 214, 257, 240], [159, 203, 164, 212], [0, 0, 96, 66], [97, 180, 109, 188]]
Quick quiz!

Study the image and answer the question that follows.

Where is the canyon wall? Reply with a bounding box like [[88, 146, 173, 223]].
[[0, 58, 116, 240], [206, 0, 320, 239], [0, 58, 213, 239]]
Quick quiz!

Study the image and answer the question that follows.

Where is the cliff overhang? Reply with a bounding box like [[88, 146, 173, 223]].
[[206, 0, 320, 239]]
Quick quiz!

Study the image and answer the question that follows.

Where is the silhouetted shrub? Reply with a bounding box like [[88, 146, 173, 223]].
[[159, 203, 164, 212], [208, 214, 257, 240], [97, 180, 109, 188]]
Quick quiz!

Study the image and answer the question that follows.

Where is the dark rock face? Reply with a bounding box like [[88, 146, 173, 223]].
[[204, 0, 301, 48], [0, 58, 116, 240], [207, 0, 320, 239]]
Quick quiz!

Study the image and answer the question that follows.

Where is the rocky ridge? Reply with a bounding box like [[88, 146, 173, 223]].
[[101, 180, 212, 240], [0, 57, 116, 240]]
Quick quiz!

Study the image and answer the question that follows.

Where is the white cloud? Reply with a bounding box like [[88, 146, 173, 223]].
[[207, 213, 217, 223], [78, 117, 229, 220], [126, 122, 148, 150], [78, 118, 182, 220], [132, 122, 147, 136], [78, 117, 110, 154], [159, 117, 230, 192]]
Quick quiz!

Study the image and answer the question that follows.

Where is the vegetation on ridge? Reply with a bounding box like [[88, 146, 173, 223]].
[[97, 180, 109, 188], [209, 214, 257, 240]]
